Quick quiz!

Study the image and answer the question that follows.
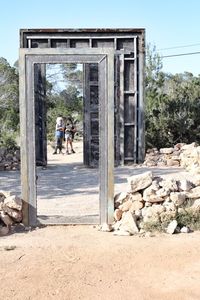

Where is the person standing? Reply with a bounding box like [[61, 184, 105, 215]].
[[53, 117, 65, 154], [65, 119, 76, 154]]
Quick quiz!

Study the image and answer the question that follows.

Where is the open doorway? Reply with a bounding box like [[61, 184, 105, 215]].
[[19, 48, 114, 226], [46, 63, 84, 159], [36, 63, 100, 224]]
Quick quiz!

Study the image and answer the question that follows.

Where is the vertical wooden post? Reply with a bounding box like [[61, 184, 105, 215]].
[[19, 52, 37, 226], [99, 53, 114, 224]]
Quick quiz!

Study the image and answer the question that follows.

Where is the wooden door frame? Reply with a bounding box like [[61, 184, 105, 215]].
[[19, 48, 114, 226]]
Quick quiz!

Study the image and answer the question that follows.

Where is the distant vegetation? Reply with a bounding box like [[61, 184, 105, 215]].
[[1, 45, 200, 151], [145, 44, 200, 148]]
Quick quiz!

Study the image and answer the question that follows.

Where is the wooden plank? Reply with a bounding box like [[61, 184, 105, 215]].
[[83, 64, 91, 166], [27, 59, 37, 226], [19, 51, 29, 226], [34, 64, 47, 167], [119, 53, 125, 165], [137, 33, 146, 163], [107, 52, 115, 224], [99, 54, 114, 224], [114, 55, 120, 166]]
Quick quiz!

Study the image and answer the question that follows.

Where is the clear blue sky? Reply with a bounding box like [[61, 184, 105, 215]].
[[1, 0, 200, 75]]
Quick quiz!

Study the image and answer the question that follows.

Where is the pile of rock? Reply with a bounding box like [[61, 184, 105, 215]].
[[112, 171, 200, 236], [0, 147, 20, 171], [144, 142, 200, 173], [0, 191, 23, 236]]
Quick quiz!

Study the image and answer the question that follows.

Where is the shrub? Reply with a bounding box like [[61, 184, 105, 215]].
[[0, 131, 18, 151]]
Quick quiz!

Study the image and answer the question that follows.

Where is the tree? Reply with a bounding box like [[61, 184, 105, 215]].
[[163, 72, 200, 144], [145, 44, 170, 148], [45, 64, 83, 141], [0, 57, 19, 148], [145, 45, 200, 149]]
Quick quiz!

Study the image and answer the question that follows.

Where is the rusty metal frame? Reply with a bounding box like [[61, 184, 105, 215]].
[[19, 48, 114, 226]]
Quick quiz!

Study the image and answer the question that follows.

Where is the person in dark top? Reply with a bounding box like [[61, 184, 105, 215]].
[[65, 119, 76, 155]]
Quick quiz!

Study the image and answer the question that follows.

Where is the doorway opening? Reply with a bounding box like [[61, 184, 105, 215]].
[[19, 48, 114, 226], [36, 62, 100, 224]]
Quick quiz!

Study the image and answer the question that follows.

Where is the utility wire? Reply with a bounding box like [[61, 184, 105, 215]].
[[158, 43, 200, 51], [161, 51, 200, 58]]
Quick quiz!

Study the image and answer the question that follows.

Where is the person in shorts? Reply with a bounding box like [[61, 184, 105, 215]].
[[65, 120, 76, 154]]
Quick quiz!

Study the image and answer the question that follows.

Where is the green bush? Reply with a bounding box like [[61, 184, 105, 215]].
[[176, 209, 200, 230], [0, 131, 18, 151]]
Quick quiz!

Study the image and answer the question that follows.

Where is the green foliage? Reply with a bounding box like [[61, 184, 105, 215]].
[[145, 45, 200, 148], [61, 63, 83, 91], [0, 58, 19, 145], [0, 131, 18, 150], [176, 209, 200, 230], [145, 44, 169, 148], [46, 64, 83, 141], [142, 220, 163, 233], [141, 209, 200, 233]]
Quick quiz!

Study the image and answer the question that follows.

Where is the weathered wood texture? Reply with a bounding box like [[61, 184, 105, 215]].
[[19, 49, 114, 226], [20, 29, 145, 165], [34, 64, 47, 166], [83, 64, 99, 167]]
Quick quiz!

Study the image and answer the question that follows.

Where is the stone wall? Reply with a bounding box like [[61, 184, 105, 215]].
[[112, 171, 200, 236], [144, 142, 200, 174]]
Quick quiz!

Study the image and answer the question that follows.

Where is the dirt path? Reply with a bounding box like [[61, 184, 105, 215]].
[[0, 225, 200, 300], [1, 141, 200, 299]]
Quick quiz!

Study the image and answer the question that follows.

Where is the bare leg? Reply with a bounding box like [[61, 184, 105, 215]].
[[69, 140, 75, 153], [66, 139, 69, 154]]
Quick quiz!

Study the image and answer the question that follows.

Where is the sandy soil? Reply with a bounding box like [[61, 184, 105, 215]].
[[0, 225, 200, 300], [1, 140, 200, 299]]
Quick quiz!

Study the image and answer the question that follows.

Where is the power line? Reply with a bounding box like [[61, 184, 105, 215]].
[[161, 51, 200, 58], [158, 43, 200, 51]]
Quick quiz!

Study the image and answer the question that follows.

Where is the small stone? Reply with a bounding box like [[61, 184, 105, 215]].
[[129, 201, 144, 212], [177, 179, 193, 192], [100, 223, 113, 232], [112, 220, 122, 231], [170, 192, 186, 206], [4, 245, 16, 251], [145, 231, 155, 237], [166, 220, 178, 234], [114, 192, 129, 203], [181, 226, 190, 233], [119, 199, 133, 212], [129, 192, 143, 202], [120, 211, 139, 234], [128, 171, 152, 193], [0, 226, 9, 236], [4, 195, 23, 211], [0, 212, 13, 226], [114, 209, 123, 221], [3, 206, 22, 222], [160, 147, 174, 154]]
